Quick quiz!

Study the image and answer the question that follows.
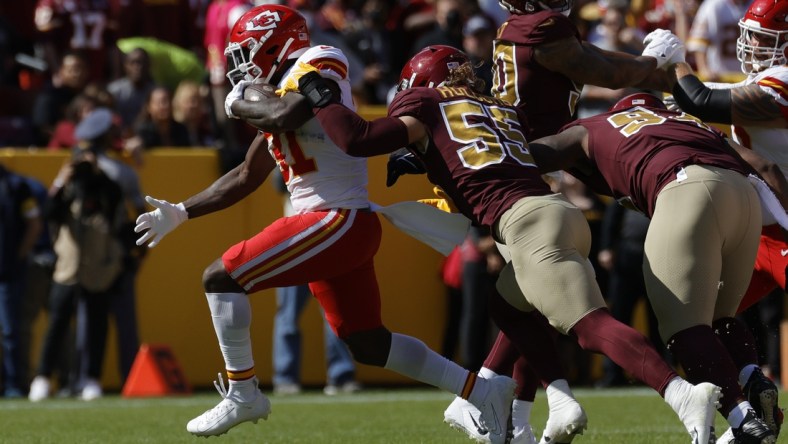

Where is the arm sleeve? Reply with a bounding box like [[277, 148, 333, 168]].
[[313, 103, 411, 157], [672, 74, 733, 124]]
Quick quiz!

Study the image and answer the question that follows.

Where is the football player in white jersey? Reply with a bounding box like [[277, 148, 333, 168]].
[[653, 0, 788, 441], [133, 4, 516, 442], [687, 0, 752, 82]]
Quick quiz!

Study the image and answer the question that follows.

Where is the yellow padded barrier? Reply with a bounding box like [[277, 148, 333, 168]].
[[1, 141, 449, 389]]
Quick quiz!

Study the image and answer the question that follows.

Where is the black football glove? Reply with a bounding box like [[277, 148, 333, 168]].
[[386, 148, 426, 187]]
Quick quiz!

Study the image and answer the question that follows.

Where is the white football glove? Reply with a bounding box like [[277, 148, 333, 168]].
[[224, 79, 251, 119], [642, 29, 685, 69], [134, 196, 188, 248]]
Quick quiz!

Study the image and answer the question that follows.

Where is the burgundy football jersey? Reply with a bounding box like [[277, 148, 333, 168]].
[[34, 0, 117, 81], [562, 107, 751, 217], [388, 86, 552, 227], [492, 11, 582, 140]]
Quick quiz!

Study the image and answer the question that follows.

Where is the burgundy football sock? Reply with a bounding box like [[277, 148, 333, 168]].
[[488, 292, 566, 385], [513, 357, 539, 402], [667, 324, 744, 414], [571, 308, 677, 395], [483, 332, 519, 375], [712, 317, 759, 369]]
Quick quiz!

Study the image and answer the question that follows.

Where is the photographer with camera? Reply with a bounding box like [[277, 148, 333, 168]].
[[29, 120, 126, 402]]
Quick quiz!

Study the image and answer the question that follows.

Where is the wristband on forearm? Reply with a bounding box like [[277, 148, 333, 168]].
[[298, 71, 336, 108], [672, 75, 733, 124]]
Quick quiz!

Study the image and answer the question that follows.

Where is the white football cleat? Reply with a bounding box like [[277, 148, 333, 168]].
[[672, 382, 722, 444], [444, 396, 493, 443], [186, 374, 271, 437], [445, 396, 536, 444], [475, 375, 517, 444], [538, 397, 587, 443]]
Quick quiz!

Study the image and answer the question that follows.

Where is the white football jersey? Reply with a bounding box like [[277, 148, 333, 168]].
[[268, 45, 369, 214], [687, 0, 751, 76], [731, 66, 788, 177]]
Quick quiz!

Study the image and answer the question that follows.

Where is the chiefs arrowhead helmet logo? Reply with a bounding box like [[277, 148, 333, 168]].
[[247, 10, 281, 31]]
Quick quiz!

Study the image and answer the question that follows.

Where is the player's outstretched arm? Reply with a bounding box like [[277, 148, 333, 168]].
[[668, 62, 786, 128], [181, 132, 275, 217], [667, 62, 734, 124], [527, 125, 590, 174], [534, 36, 659, 89], [135, 133, 275, 248]]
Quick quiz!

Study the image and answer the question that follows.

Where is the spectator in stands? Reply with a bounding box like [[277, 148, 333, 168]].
[[342, 0, 399, 104], [440, 246, 463, 361], [77, 108, 147, 385], [410, 0, 466, 55], [455, 227, 499, 371], [108, 48, 158, 135], [127, 86, 190, 154], [172, 80, 215, 148], [0, 164, 43, 397], [293, 0, 367, 104], [49, 84, 120, 151], [686, 0, 752, 82], [631, 0, 698, 41], [17, 175, 53, 393], [580, 2, 645, 117], [314, 0, 363, 34], [34, 0, 119, 82], [47, 94, 98, 150], [29, 114, 127, 402], [31, 51, 89, 147], [462, 14, 496, 95]]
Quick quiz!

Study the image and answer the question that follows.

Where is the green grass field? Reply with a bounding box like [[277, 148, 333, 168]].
[[0, 386, 780, 443]]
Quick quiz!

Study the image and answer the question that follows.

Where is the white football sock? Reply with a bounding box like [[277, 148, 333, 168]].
[[512, 399, 534, 433], [384, 333, 469, 394], [205, 292, 255, 400]]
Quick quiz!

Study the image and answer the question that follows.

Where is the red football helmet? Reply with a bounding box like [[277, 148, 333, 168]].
[[224, 4, 311, 85], [397, 46, 471, 92], [499, 0, 573, 15], [609, 93, 667, 112], [736, 0, 788, 74]]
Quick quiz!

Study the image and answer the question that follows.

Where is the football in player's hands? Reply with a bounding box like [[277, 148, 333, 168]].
[[244, 83, 278, 101]]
